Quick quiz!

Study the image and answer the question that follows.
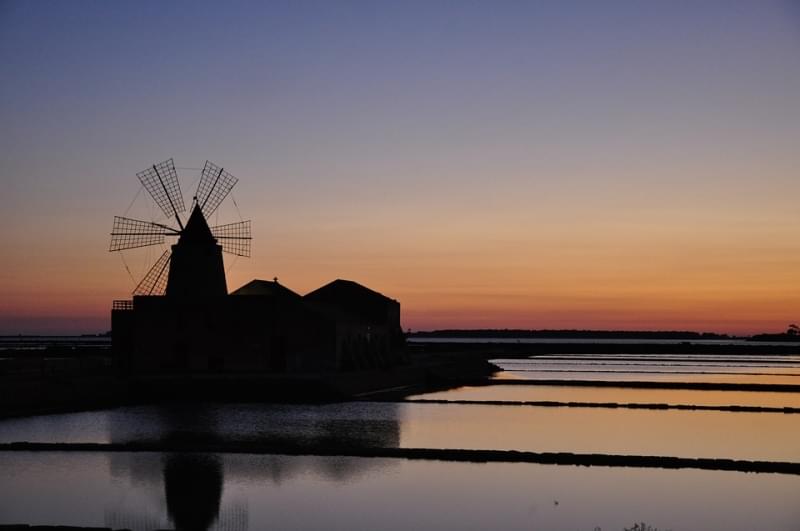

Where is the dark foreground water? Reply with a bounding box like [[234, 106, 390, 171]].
[[2, 452, 799, 531], [1, 352, 799, 530]]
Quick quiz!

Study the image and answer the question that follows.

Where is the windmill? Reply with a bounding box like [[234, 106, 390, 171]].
[[109, 159, 251, 297]]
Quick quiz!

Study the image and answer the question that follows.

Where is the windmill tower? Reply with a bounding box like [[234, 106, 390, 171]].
[[109, 159, 251, 298]]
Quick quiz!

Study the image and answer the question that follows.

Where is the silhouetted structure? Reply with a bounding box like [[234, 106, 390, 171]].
[[110, 159, 404, 378], [113, 277, 404, 374], [109, 159, 251, 297], [305, 280, 403, 370], [166, 205, 227, 298], [164, 454, 223, 530]]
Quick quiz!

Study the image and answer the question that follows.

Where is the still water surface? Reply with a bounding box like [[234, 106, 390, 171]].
[[412, 384, 800, 408], [2, 452, 799, 531], [490, 355, 800, 384], [2, 351, 799, 530], [0, 401, 797, 461]]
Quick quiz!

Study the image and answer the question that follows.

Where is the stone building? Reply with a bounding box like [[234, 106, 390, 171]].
[[111, 205, 404, 375]]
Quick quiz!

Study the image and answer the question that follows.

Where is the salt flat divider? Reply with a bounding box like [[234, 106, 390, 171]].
[[399, 398, 800, 414], [470, 379, 800, 392], [499, 356, 800, 364], [2, 441, 799, 475]]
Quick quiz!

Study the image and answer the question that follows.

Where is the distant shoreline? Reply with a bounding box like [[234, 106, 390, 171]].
[[1, 328, 796, 340], [411, 329, 737, 339], [408, 337, 800, 347], [409, 329, 800, 343]]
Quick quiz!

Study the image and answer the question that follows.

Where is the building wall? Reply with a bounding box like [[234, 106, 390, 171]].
[[111, 284, 406, 375], [117, 296, 337, 375]]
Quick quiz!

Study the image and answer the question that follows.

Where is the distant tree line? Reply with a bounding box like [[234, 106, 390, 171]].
[[409, 329, 733, 340], [749, 323, 800, 342]]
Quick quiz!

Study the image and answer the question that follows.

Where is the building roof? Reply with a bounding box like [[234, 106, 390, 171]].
[[180, 204, 217, 244], [305, 279, 396, 303], [230, 279, 302, 298], [304, 279, 398, 324]]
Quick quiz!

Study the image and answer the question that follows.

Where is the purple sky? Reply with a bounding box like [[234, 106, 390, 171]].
[[2, 1, 800, 334]]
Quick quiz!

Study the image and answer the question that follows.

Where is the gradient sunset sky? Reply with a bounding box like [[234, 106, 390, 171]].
[[2, 1, 799, 334]]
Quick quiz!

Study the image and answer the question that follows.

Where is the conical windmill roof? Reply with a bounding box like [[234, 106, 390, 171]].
[[180, 205, 216, 244], [166, 204, 227, 297]]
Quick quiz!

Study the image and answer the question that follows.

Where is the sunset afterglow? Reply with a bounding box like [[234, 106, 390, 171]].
[[2, 1, 799, 334]]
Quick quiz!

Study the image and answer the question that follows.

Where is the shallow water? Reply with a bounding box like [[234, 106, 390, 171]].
[[491, 355, 800, 385], [2, 351, 800, 529], [1, 452, 798, 531], [411, 384, 800, 409], [0, 401, 797, 461]]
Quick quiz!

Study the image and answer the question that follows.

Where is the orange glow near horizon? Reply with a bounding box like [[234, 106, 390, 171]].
[[3, 195, 799, 335], [2, 2, 799, 335], [2, 173, 800, 335]]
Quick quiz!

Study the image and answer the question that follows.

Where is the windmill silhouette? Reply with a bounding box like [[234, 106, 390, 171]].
[[110, 159, 251, 297]]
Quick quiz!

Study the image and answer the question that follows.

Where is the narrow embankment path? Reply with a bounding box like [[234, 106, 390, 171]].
[[400, 398, 800, 413], [3, 441, 799, 475], [469, 379, 800, 392]]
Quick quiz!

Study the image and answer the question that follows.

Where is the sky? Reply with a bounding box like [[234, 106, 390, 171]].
[[1, 1, 800, 335]]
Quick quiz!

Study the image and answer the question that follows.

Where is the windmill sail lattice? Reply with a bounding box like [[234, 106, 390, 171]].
[[136, 158, 185, 222], [110, 216, 179, 251], [197, 160, 238, 218], [211, 221, 252, 257], [111, 158, 251, 297], [133, 249, 172, 296]]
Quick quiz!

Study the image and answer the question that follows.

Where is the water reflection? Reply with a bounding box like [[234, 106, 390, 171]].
[[106, 405, 230, 530], [2, 399, 796, 461], [163, 454, 224, 531], [104, 402, 401, 451], [104, 402, 403, 530], [3, 452, 799, 531], [105, 452, 248, 531]]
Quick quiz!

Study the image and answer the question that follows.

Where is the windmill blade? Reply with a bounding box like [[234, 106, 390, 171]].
[[196, 160, 238, 218], [136, 158, 186, 226], [133, 249, 171, 296], [211, 220, 252, 257], [109, 216, 180, 252]]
